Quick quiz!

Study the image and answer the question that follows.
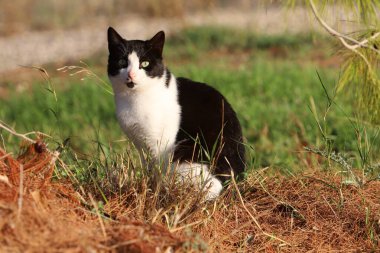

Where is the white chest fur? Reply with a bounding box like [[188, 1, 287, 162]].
[[112, 75, 181, 160]]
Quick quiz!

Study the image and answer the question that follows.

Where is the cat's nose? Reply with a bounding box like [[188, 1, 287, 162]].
[[128, 71, 136, 80]]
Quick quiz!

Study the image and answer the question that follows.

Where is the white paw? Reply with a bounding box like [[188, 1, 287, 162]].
[[203, 176, 223, 201], [175, 162, 223, 201]]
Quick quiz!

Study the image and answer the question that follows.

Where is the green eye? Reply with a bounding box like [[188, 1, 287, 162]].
[[141, 61, 149, 68]]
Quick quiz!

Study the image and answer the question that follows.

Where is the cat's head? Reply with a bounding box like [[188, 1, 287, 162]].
[[107, 27, 166, 91]]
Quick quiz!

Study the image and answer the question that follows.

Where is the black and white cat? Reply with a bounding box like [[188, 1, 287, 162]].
[[107, 27, 245, 200]]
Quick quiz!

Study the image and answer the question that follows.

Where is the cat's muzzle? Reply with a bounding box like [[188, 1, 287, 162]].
[[125, 78, 135, 88]]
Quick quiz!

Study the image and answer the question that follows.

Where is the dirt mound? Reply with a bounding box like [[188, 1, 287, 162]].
[[0, 142, 184, 252], [198, 175, 380, 252], [0, 141, 379, 252]]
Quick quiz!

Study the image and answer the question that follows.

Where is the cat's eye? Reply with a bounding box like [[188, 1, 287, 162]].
[[140, 61, 149, 68], [118, 59, 127, 66]]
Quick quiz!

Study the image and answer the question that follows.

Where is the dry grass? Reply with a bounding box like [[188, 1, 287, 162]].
[[0, 138, 379, 252], [0, 141, 187, 252]]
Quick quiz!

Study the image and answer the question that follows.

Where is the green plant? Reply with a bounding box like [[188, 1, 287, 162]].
[[305, 71, 380, 186]]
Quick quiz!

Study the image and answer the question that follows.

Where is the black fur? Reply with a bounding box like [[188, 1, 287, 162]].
[[165, 68, 171, 87], [107, 27, 165, 79], [174, 78, 245, 183], [107, 27, 246, 182]]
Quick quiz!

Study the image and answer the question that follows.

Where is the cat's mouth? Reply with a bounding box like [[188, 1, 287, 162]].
[[125, 80, 135, 88]]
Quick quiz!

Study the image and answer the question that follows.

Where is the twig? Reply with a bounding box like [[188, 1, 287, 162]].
[[339, 37, 372, 72], [229, 167, 291, 246], [0, 121, 58, 158], [0, 122, 36, 144], [17, 164, 24, 221], [309, 0, 380, 54], [107, 239, 142, 250], [170, 199, 218, 233], [57, 157, 81, 185], [302, 175, 338, 191], [230, 170, 260, 226], [170, 219, 205, 233], [322, 195, 337, 219], [309, 0, 379, 72], [352, 32, 380, 50], [89, 193, 107, 239]]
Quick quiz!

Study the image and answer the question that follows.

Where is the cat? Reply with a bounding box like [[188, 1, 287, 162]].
[[107, 27, 245, 200]]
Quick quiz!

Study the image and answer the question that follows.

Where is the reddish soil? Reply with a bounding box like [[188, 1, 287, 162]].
[[1, 141, 379, 252]]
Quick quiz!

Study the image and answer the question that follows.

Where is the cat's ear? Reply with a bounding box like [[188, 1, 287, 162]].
[[108, 27, 124, 46], [149, 31, 165, 56]]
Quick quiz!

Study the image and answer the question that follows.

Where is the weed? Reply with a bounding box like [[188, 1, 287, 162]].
[[305, 71, 380, 186], [1, 25, 379, 253], [2, 28, 378, 173]]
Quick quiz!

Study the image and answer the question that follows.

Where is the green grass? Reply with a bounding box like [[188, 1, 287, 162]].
[[1, 26, 379, 252], [1, 26, 379, 177]]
